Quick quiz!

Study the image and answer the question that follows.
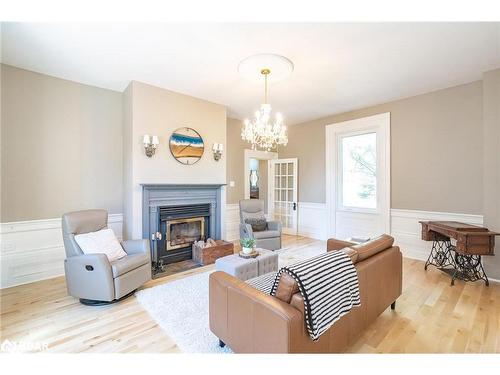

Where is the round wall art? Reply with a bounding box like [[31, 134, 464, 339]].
[[169, 127, 204, 165]]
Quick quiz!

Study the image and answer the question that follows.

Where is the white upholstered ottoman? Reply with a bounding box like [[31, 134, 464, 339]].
[[215, 249, 279, 281], [254, 248, 279, 276]]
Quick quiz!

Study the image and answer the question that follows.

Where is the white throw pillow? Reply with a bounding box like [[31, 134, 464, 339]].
[[74, 228, 127, 262]]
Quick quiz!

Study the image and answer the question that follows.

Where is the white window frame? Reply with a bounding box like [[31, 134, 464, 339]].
[[336, 128, 379, 214], [326, 112, 391, 238]]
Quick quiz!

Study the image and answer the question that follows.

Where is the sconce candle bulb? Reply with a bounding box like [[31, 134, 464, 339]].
[[143, 134, 159, 158], [212, 142, 224, 161]]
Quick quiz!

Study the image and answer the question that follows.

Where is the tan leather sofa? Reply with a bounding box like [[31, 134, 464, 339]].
[[209, 234, 402, 353]]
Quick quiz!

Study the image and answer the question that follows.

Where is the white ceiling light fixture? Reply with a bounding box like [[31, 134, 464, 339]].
[[239, 54, 293, 151]]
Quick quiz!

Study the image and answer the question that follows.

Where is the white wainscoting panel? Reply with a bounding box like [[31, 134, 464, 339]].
[[297, 202, 327, 240], [0, 214, 123, 289], [225, 204, 241, 242], [278, 204, 483, 261], [390, 209, 483, 261]]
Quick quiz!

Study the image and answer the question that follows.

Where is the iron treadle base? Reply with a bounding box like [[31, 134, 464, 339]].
[[424, 240, 489, 286]]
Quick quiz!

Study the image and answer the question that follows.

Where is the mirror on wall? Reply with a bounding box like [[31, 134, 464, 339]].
[[249, 158, 260, 199]]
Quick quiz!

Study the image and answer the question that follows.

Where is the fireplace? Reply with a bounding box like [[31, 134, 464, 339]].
[[141, 184, 224, 275], [166, 217, 205, 250], [157, 204, 210, 264]]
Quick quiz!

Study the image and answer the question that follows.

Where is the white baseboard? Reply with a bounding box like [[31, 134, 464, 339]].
[[0, 214, 123, 289]]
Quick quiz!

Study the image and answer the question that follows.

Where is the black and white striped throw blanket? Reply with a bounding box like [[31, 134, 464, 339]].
[[246, 251, 361, 341], [246, 271, 278, 294]]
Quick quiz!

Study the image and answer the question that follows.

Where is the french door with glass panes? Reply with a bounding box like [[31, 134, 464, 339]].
[[269, 158, 298, 235]]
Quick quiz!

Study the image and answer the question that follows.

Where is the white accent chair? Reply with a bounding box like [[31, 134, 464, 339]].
[[62, 209, 151, 305], [239, 199, 282, 251]]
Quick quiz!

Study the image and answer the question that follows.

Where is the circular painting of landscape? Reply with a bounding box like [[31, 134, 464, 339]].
[[169, 127, 204, 165]]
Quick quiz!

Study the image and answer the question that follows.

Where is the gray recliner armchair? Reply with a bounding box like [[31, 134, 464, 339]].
[[62, 209, 151, 305], [239, 199, 282, 251]]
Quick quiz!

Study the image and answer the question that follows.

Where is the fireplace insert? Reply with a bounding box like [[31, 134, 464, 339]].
[[156, 204, 210, 266]]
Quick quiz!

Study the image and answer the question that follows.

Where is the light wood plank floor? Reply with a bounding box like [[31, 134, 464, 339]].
[[1, 235, 499, 353]]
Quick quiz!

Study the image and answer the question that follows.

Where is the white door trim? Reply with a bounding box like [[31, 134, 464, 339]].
[[269, 158, 299, 235], [243, 149, 278, 199], [325, 112, 391, 238]]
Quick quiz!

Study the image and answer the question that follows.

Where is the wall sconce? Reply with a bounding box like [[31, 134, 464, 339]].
[[212, 143, 223, 161], [143, 135, 159, 158]]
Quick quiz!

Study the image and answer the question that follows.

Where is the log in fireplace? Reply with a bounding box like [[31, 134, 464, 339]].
[[157, 204, 210, 265], [166, 217, 205, 251]]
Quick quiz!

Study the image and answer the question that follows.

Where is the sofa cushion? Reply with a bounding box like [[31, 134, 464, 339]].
[[274, 273, 299, 303], [253, 230, 280, 239], [245, 217, 267, 232], [351, 234, 394, 262], [110, 252, 150, 277]]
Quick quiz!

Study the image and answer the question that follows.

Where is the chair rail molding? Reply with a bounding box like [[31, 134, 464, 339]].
[[0, 214, 123, 289]]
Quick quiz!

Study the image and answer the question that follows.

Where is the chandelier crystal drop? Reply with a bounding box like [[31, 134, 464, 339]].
[[241, 68, 288, 151]]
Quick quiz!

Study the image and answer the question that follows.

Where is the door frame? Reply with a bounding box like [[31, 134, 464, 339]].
[[243, 148, 278, 202], [325, 112, 391, 239], [269, 158, 299, 235]]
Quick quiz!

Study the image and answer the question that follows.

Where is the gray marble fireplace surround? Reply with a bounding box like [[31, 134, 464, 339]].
[[141, 184, 225, 270]]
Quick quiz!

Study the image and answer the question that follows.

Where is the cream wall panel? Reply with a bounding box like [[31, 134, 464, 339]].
[[0, 214, 123, 289], [1, 64, 123, 222]]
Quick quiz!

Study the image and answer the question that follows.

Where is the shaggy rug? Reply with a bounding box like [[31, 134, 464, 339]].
[[135, 242, 325, 353]]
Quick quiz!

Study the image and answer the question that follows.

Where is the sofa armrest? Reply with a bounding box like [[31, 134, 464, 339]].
[[239, 223, 254, 239], [327, 238, 356, 251], [266, 220, 282, 233], [64, 254, 115, 301], [209, 271, 303, 353], [122, 239, 151, 256]]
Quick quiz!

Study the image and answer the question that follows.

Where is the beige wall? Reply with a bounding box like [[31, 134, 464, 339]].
[[482, 68, 500, 279], [123, 81, 227, 239], [226, 117, 248, 204], [1, 64, 123, 221], [279, 81, 484, 214]]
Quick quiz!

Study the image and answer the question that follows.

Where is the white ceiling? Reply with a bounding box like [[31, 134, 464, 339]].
[[2, 22, 499, 125]]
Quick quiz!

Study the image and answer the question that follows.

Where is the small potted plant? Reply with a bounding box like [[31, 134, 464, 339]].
[[240, 238, 256, 255]]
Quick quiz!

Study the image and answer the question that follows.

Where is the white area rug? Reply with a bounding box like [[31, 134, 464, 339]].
[[135, 242, 325, 353]]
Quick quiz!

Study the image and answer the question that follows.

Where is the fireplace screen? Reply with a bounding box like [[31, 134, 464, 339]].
[[166, 216, 205, 251]]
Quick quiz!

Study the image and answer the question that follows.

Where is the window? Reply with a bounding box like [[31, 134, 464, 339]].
[[340, 132, 377, 209]]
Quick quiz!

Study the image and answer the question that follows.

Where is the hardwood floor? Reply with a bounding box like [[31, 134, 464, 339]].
[[1, 235, 499, 353]]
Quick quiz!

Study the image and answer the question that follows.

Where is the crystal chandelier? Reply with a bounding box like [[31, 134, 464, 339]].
[[241, 68, 288, 151]]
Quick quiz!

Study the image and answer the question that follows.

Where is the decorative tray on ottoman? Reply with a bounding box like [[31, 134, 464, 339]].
[[238, 250, 260, 259]]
